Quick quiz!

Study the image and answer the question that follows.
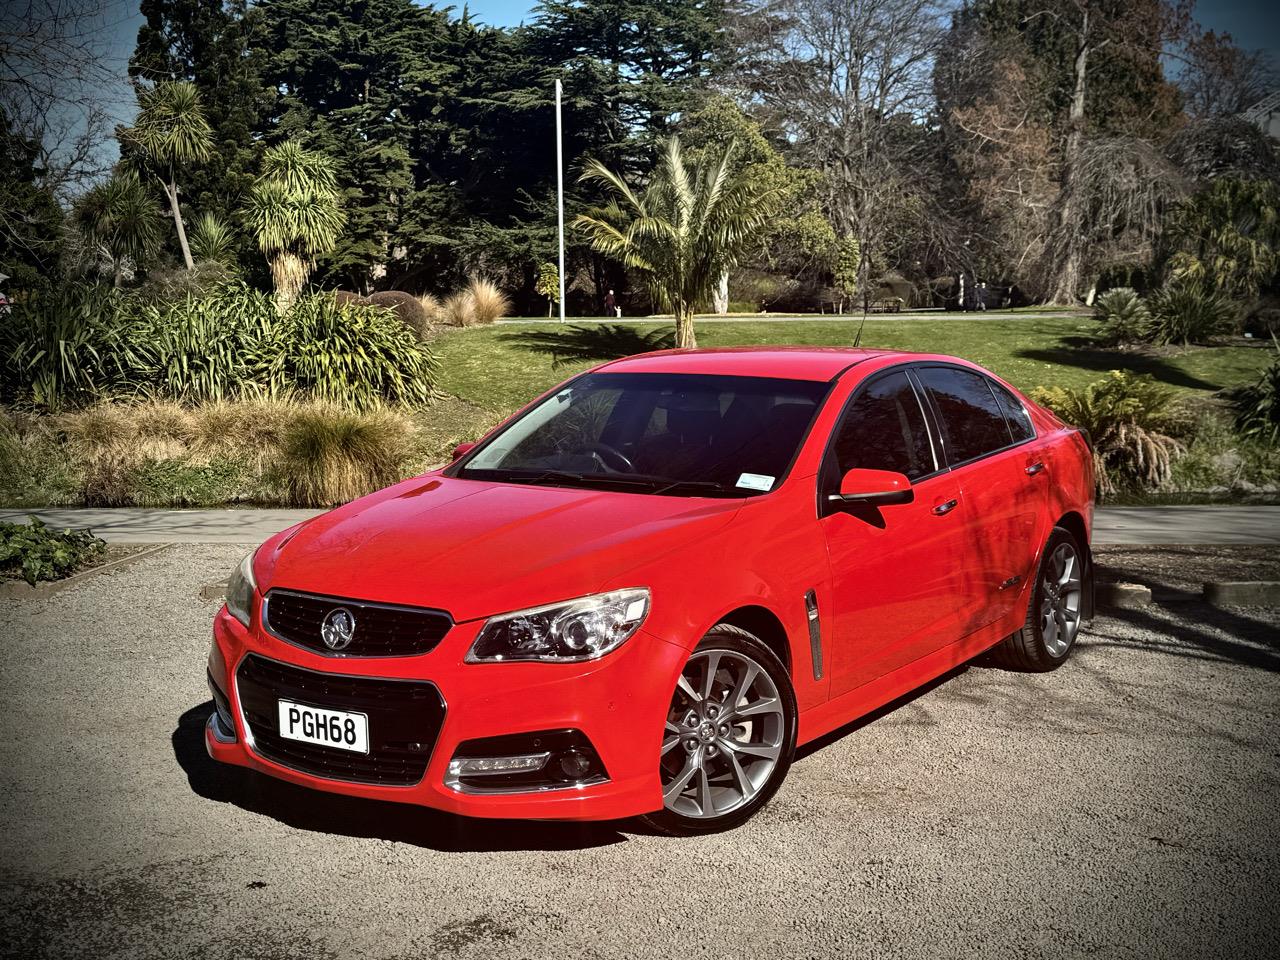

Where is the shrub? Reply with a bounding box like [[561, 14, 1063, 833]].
[[133, 261, 234, 303], [333, 290, 369, 307], [1093, 287, 1151, 345], [124, 284, 275, 403], [258, 294, 438, 408], [189, 212, 237, 265], [1032, 371, 1187, 497], [368, 290, 435, 339], [441, 291, 474, 327], [467, 277, 510, 324], [0, 283, 132, 410], [1, 517, 105, 585], [1146, 283, 1238, 345], [1233, 336, 1280, 444], [272, 405, 412, 507]]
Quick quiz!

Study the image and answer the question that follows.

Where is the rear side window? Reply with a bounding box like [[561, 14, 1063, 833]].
[[832, 371, 936, 480], [917, 366, 1011, 464], [990, 381, 1035, 443]]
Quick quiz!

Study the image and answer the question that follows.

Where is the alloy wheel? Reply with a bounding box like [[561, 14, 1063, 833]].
[[660, 649, 786, 819], [1040, 541, 1083, 657]]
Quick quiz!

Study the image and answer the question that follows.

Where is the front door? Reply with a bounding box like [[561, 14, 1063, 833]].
[[819, 369, 968, 698]]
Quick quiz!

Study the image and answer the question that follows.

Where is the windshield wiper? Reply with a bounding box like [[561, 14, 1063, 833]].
[[511, 470, 658, 491], [646, 478, 738, 497]]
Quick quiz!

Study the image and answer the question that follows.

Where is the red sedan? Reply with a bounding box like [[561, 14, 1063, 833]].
[[206, 347, 1094, 834]]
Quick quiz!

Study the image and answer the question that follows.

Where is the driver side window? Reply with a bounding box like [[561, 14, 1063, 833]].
[[832, 372, 936, 480]]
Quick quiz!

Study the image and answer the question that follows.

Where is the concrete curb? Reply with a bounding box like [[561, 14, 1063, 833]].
[[1203, 582, 1280, 607], [1097, 582, 1152, 608], [0, 543, 173, 600]]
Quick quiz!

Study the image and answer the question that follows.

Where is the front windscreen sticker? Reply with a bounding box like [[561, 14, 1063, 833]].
[[736, 473, 775, 491]]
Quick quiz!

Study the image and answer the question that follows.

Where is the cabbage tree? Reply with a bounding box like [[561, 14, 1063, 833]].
[[123, 81, 213, 271], [243, 142, 344, 311]]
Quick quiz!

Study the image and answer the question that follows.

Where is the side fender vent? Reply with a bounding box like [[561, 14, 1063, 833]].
[[804, 590, 823, 681]]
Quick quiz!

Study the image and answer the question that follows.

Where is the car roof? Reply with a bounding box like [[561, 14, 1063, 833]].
[[594, 346, 905, 382]]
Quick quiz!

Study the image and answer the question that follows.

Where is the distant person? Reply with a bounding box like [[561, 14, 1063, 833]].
[[604, 289, 621, 318]]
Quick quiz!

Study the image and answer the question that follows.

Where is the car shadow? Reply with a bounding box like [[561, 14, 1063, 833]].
[[498, 323, 674, 367], [795, 666, 969, 761], [172, 702, 631, 852]]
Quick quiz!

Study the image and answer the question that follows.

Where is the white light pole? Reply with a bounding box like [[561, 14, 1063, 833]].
[[555, 77, 566, 323]]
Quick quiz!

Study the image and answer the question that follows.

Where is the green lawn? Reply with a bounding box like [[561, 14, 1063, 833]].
[[432, 316, 1272, 417]]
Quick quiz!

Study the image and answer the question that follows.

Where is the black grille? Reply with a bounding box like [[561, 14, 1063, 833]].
[[236, 654, 446, 786], [262, 589, 452, 658]]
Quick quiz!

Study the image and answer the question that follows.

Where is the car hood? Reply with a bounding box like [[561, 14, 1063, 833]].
[[260, 474, 741, 622]]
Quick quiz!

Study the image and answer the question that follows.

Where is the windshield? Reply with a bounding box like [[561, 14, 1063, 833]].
[[455, 372, 830, 496]]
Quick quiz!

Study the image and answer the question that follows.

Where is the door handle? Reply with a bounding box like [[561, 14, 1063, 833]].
[[932, 498, 959, 516], [1025, 462, 1045, 476]]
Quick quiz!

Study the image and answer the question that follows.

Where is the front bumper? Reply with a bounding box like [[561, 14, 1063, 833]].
[[205, 605, 686, 821]]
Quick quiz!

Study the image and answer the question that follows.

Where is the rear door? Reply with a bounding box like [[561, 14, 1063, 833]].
[[914, 365, 1047, 633], [818, 368, 968, 697]]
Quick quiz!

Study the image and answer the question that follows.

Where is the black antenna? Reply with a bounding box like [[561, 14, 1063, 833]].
[[852, 245, 870, 348], [853, 298, 869, 348]]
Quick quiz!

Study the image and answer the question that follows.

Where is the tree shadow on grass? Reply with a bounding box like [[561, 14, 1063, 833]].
[[498, 323, 675, 368], [1014, 337, 1222, 391], [173, 702, 630, 852]]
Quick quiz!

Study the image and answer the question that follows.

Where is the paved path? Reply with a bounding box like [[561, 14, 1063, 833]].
[[3, 505, 1278, 545], [496, 310, 1084, 325]]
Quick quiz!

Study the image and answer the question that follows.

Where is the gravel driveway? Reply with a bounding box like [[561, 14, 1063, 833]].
[[1, 545, 1277, 959]]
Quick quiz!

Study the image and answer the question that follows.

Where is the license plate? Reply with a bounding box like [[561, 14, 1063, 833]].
[[277, 700, 369, 754]]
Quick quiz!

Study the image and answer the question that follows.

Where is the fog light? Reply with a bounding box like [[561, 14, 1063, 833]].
[[557, 750, 592, 780], [446, 752, 550, 778]]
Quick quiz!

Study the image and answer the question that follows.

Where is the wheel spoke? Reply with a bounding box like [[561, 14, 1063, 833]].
[[700, 652, 721, 701], [695, 763, 714, 816], [726, 750, 751, 797], [663, 756, 699, 805], [661, 734, 682, 756], [732, 695, 780, 720], [1062, 607, 1079, 623], [1057, 552, 1076, 587], [723, 739, 780, 762], [1044, 615, 1059, 649], [676, 673, 700, 704], [727, 662, 759, 710]]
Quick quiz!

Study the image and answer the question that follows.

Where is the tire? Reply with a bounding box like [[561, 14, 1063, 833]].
[[640, 624, 798, 836], [992, 526, 1086, 672]]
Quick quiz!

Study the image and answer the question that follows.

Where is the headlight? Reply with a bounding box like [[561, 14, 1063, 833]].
[[466, 589, 650, 663], [225, 550, 259, 627]]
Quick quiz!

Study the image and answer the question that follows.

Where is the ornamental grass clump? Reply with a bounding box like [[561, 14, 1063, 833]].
[[1032, 371, 1188, 497], [273, 404, 413, 507], [466, 278, 510, 325]]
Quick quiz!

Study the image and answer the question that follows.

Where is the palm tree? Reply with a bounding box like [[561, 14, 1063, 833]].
[[123, 81, 214, 271], [243, 142, 345, 311], [73, 171, 163, 286], [576, 137, 779, 348]]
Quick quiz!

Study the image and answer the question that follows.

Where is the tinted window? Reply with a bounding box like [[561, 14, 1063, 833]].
[[459, 373, 828, 496], [917, 367, 1011, 464], [991, 381, 1035, 443], [832, 371, 935, 480]]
